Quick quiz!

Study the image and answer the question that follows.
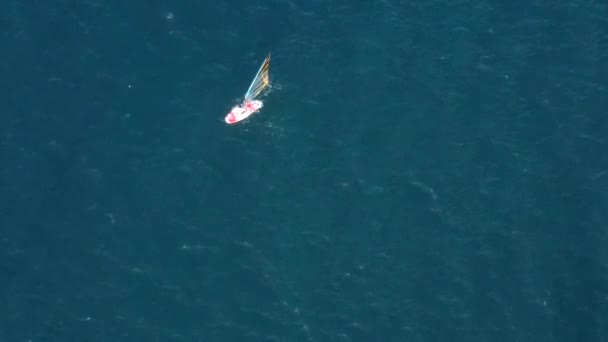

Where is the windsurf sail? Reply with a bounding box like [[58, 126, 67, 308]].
[[244, 54, 271, 102]]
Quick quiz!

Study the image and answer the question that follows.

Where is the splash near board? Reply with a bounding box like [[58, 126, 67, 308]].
[[225, 54, 271, 125]]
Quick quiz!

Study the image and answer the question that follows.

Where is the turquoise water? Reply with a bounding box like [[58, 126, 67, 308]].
[[1, 1, 607, 341]]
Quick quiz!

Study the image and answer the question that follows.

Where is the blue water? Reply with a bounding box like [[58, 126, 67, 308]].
[[1, 1, 607, 341]]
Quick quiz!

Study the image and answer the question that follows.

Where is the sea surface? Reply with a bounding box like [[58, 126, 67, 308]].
[[1, 1, 607, 341]]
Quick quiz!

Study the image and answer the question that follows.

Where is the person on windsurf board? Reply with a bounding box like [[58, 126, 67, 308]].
[[225, 54, 271, 124]]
